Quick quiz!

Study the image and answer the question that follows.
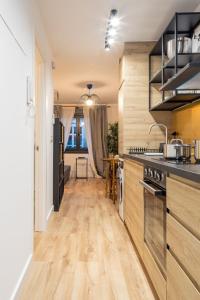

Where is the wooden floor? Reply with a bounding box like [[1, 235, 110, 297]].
[[18, 179, 155, 300]]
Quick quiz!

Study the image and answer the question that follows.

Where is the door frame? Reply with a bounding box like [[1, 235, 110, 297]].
[[34, 43, 47, 231]]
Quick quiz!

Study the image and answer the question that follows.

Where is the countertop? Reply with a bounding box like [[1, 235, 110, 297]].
[[123, 154, 200, 183]]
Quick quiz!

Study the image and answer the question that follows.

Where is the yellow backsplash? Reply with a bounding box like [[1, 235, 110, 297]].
[[172, 101, 200, 144]]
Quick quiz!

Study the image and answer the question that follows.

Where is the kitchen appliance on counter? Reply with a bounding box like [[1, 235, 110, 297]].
[[117, 158, 124, 221], [148, 123, 193, 161], [163, 138, 183, 159], [194, 140, 200, 163], [140, 165, 167, 277], [174, 144, 192, 161]]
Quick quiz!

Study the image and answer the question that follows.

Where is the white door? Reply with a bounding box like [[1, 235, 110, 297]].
[[34, 46, 45, 231]]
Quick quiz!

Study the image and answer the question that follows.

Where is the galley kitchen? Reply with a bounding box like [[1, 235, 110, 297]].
[[1, 1, 200, 300]]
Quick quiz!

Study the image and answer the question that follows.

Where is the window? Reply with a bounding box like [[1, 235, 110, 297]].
[[65, 108, 88, 153]]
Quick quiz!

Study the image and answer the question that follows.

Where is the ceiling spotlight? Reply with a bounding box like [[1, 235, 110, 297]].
[[110, 10, 120, 27], [108, 28, 117, 37], [107, 37, 115, 45], [105, 44, 111, 51], [110, 9, 118, 17], [110, 17, 120, 27]]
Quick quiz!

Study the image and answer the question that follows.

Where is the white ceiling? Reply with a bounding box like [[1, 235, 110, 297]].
[[37, 0, 200, 104]]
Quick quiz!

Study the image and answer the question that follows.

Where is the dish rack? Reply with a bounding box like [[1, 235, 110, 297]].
[[128, 147, 162, 155]]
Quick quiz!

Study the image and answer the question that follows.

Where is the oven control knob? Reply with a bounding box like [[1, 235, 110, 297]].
[[156, 173, 161, 181], [161, 173, 165, 182], [154, 170, 157, 179], [144, 168, 148, 176], [149, 170, 153, 178]]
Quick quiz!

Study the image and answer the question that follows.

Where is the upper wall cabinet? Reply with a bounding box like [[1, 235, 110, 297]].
[[149, 12, 200, 111]]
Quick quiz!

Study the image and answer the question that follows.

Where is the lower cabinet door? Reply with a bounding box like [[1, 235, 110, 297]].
[[124, 160, 144, 256], [167, 251, 200, 300]]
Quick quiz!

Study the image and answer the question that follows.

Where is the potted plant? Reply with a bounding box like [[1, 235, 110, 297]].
[[107, 122, 118, 157]]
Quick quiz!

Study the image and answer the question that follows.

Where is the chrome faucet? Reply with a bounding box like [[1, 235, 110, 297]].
[[148, 123, 168, 145]]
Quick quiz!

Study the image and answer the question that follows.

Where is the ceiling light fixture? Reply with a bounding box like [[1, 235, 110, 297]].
[[109, 10, 120, 27], [105, 9, 120, 51], [108, 28, 117, 37], [107, 37, 114, 45], [105, 43, 111, 51], [80, 83, 100, 106]]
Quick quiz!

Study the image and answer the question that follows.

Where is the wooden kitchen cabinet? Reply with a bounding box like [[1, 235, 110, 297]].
[[166, 176, 200, 299], [124, 159, 144, 256], [167, 251, 200, 300], [167, 176, 200, 239], [143, 244, 167, 300], [167, 214, 200, 288]]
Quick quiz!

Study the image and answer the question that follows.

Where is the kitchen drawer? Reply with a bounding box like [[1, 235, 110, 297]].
[[167, 214, 200, 289], [167, 177, 200, 239], [143, 244, 166, 300], [167, 251, 200, 300]]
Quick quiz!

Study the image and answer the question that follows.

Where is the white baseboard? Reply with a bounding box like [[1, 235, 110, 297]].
[[10, 253, 32, 300], [46, 205, 53, 221]]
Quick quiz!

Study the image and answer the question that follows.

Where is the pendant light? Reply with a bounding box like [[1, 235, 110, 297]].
[[80, 84, 100, 106]]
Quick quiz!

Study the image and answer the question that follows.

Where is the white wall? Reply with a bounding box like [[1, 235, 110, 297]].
[[107, 104, 118, 124], [33, 2, 54, 223], [0, 1, 53, 299], [0, 1, 34, 299], [64, 104, 118, 178]]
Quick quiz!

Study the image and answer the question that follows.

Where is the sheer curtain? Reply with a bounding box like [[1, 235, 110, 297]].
[[83, 107, 100, 178], [60, 107, 75, 148]]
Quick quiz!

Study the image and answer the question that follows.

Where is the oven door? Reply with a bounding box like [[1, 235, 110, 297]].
[[140, 179, 166, 277]]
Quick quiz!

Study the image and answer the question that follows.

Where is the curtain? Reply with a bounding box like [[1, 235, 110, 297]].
[[89, 105, 108, 176], [60, 107, 75, 149], [83, 108, 100, 178]]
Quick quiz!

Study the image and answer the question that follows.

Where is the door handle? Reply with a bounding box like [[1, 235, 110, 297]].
[[139, 180, 165, 196]]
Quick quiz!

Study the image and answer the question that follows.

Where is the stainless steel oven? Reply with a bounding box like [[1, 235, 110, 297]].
[[140, 166, 167, 277]]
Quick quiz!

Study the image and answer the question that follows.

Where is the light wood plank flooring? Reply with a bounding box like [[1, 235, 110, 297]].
[[18, 179, 155, 300]]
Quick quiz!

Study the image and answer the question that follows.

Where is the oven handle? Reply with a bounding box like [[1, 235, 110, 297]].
[[139, 180, 166, 196]]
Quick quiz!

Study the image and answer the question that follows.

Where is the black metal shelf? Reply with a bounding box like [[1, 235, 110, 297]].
[[150, 68, 174, 84], [164, 53, 200, 69], [149, 12, 200, 111], [150, 101, 188, 111], [150, 93, 200, 111], [160, 62, 200, 91], [150, 13, 200, 56]]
